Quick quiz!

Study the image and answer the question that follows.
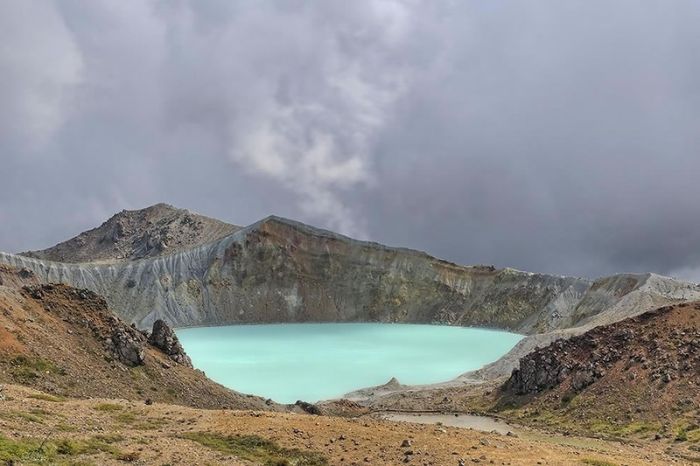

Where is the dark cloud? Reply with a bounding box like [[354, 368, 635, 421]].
[[1, 0, 699, 280]]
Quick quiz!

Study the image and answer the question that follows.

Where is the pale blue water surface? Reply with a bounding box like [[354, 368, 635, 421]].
[[176, 323, 522, 404]]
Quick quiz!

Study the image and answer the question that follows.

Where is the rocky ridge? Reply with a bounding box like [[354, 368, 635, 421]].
[[504, 302, 700, 396], [499, 302, 700, 440]]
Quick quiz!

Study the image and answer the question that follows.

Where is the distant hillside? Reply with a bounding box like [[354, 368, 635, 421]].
[[0, 266, 272, 410], [499, 302, 700, 441], [22, 203, 239, 263]]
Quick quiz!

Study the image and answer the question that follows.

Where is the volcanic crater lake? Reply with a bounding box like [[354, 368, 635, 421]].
[[176, 323, 523, 404]]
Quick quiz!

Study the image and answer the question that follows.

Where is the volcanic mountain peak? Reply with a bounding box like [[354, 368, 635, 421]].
[[21, 203, 240, 264]]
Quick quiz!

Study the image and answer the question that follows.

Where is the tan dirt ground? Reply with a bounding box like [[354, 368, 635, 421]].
[[0, 384, 688, 465]]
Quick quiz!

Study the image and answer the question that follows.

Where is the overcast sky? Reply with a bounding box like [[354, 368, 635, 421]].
[[2, 0, 700, 280]]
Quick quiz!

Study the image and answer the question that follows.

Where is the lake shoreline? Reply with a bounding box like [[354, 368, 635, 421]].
[[176, 323, 523, 404]]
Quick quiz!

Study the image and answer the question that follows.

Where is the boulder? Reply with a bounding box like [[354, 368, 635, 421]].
[[110, 327, 145, 366], [148, 319, 192, 367]]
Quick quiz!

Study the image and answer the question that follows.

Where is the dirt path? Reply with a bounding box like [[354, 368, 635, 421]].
[[376, 411, 517, 435]]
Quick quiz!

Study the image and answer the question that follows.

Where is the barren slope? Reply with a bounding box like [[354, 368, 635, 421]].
[[0, 267, 272, 410], [498, 302, 700, 444]]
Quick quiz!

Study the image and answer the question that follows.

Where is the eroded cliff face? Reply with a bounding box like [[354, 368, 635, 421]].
[[2, 215, 699, 336], [194, 219, 584, 331]]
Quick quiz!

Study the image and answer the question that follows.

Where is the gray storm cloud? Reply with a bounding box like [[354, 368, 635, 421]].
[[1, 0, 699, 281], [156, 0, 425, 237]]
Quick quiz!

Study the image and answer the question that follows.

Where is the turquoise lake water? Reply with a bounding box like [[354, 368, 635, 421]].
[[176, 323, 522, 404]]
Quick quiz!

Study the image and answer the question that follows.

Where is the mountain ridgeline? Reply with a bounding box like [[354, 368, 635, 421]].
[[1, 205, 698, 339]]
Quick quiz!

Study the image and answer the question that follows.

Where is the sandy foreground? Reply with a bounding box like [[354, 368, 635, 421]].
[[0, 384, 688, 465]]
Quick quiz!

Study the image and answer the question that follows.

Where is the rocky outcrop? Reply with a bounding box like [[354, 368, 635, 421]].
[[503, 336, 608, 395], [496, 302, 700, 437], [19, 285, 193, 370], [148, 319, 192, 367], [503, 303, 700, 396], [295, 400, 322, 415], [110, 323, 146, 366]]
